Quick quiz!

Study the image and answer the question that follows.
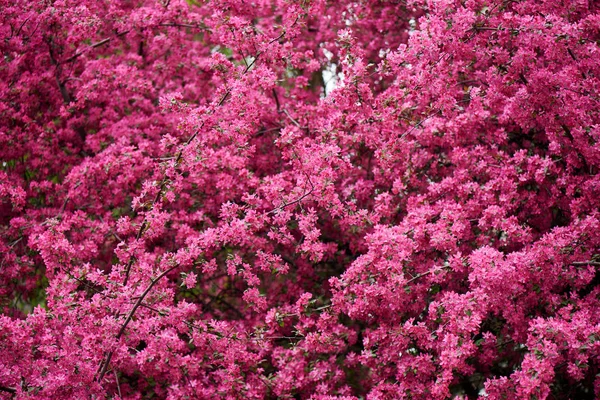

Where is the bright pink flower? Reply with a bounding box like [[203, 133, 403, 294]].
[[1, 0, 599, 398]]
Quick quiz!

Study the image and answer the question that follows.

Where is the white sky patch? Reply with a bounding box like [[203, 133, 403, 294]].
[[321, 48, 338, 97], [409, 18, 416, 36], [322, 63, 338, 97]]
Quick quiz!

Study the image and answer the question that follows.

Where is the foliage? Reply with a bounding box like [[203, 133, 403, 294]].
[[1, 0, 600, 398]]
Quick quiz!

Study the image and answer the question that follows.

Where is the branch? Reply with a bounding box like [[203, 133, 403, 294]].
[[122, 87, 229, 285], [272, 88, 281, 111], [398, 108, 443, 140], [0, 386, 16, 394], [65, 30, 129, 63], [406, 266, 451, 285], [159, 22, 210, 31], [282, 109, 301, 128], [113, 370, 122, 398], [267, 174, 315, 215], [572, 261, 600, 267], [202, 292, 245, 319], [96, 264, 180, 382], [65, 22, 210, 64], [496, 338, 515, 349], [58, 181, 81, 217], [47, 39, 72, 103]]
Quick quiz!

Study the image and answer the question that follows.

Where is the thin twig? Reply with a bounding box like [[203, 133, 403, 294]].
[[97, 265, 180, 382], [406, 266, 451, 284], [15, 16, 31, 38], [282, 109, 301, 127], [65, 31, 129, 63], [98, 216, 123, 242], [113, 370, 122, 398], [249, 336, 303, 341], [496, 338, 515, 349], [0, 386, 16, 395], [272, 88, 281, 111], [572, 261, 600, 267], [159, 22, 209, 31], [58, 181, 81, 216], [267, 174, 315, 215], [9, 237, 23, 248], [47, 39, 71, 103], [122, 87, 230, 285]]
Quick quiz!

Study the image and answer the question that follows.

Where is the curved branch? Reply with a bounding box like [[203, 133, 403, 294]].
[[65, 22, 209, 64], [96, 264, 180, 382], [406, 266, 451, 285], [572, 261, 600, 267], [65, 30, 129, 63]]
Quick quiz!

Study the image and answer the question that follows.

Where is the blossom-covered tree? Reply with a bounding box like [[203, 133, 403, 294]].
[[1, 0, 599, 398]]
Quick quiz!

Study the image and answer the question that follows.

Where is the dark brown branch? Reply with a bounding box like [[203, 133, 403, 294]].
[[519, 72, 528, 85], [47, 40, 72, 104], [283, 109, 301, 127], [202, 292, 245, 319], [113, 370, 122, 398], [572, 261, 600, 267], [0, 386, 16, 394], [122, 87, 229, 285], [159, 22, 209, 30], [65, 31, 129, 63], [66, 23, 209, 64], [267, 174, 315, 215], [97, 264, 180, 382], [57, 181, 81, 217], [272, 88, 281, 111], [15, 16, 31, 37], [496, 338, 515, 349], [399, 109, 443, 140], [406, 266, 451, 284]]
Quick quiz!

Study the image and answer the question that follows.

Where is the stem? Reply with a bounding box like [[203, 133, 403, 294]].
[[572, 261, 600, 266], [97, 264, 180, 382], [406, 266, 451, 284], [0, 386, 16, 394], [65, 31, 129, 63], [47, 39, 71, 104], [113, 370, 122, 398], [267, 175, 315, 215]]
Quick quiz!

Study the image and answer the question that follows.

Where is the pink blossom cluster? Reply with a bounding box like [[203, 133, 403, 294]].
[[1, 0, 599, 398]]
